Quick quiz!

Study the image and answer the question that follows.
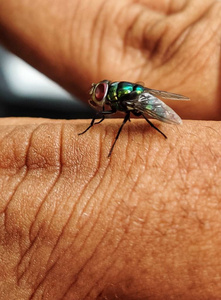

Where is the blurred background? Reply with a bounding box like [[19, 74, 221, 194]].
[[0, 46, 94, 119]]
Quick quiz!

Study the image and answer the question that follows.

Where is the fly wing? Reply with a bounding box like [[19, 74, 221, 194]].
[[127, 92, 182, 124], [145, 88, 190, 101]]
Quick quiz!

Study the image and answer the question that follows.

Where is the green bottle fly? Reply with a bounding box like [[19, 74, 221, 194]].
[[79, 80, 189, 157]]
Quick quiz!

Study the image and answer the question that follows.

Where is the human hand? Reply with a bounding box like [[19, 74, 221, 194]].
[[1, 117, 221, 300], [0, 0, 220, 119], [0, 0, 221, 299]]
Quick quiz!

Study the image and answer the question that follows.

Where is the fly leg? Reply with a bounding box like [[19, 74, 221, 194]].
[[142, 113, 167, 139], [78, 113, 103, 135], [94, 114, 105, 125], [78, 109, 116, 135], [108, 112, 130, 158]]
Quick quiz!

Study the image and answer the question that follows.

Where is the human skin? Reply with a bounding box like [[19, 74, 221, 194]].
[[0, 0, 221, 299]]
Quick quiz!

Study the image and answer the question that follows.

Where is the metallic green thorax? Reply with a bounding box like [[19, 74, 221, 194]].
[[106, 82, 145, 111]]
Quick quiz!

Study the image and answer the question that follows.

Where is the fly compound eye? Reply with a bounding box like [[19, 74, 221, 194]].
[[95, 83, 105, 101], [92, 81, 109, 106]]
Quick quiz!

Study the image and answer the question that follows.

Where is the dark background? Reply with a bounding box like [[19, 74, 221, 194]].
[[0, 46, 94, 119]]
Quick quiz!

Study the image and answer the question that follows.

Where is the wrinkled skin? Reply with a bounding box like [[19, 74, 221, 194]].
[[0, 0, 221, 119], [0, 0, 221, 299]]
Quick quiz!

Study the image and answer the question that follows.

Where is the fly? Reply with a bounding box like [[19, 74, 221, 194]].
[[79, 80, 189, 157]]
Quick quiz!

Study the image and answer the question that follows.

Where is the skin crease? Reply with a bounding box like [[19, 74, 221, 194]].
[[0, 0, 221, 299]]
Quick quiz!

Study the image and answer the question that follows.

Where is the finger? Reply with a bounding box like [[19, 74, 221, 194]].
[[122, 0, 221, 120], [1, 118, 221, 299]]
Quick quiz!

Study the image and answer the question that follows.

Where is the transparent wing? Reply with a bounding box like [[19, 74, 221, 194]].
[[145, 88, 190, 101], [127, 92, 182, 124]]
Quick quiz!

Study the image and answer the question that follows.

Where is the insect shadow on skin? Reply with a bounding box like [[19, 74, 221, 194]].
[[79, 80, 190, 157]]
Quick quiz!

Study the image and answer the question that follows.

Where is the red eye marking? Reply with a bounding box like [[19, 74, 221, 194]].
[[95, 83, 106, 101]]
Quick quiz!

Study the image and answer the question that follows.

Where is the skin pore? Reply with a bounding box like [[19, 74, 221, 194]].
[[0, 0, 221, 299]]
